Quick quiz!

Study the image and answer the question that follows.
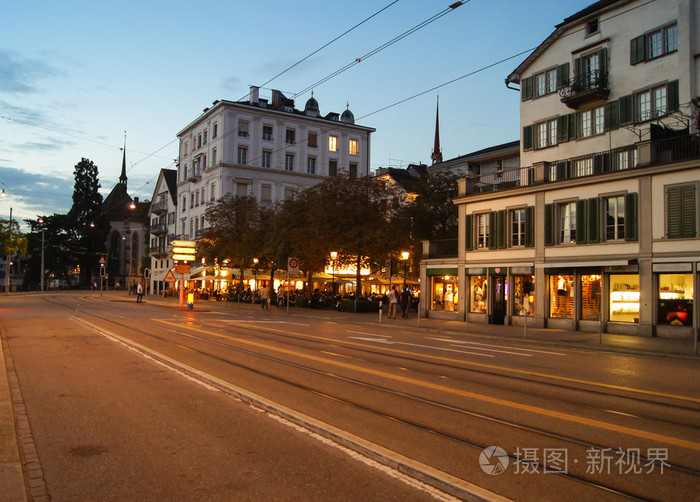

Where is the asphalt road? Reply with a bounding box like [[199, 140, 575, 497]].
[[2, 292, 699, 501]]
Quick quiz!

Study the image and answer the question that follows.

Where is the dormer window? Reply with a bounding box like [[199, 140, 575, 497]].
[[586, 18, 599, 36]]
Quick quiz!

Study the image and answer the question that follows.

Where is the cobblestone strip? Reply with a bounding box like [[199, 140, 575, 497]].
[[2, 338, 50, 502]]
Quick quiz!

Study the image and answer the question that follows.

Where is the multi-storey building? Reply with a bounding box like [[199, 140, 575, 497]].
[[147, 168, 177, 294], [421, 0, 699, 339], [175, 87, 375, 241]]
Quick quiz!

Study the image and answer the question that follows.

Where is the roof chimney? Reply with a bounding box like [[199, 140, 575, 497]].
[[249, 86, 259, 105]]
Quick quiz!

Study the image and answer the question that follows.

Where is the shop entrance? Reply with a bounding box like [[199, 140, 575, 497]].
[[490, 275, 507, 325]]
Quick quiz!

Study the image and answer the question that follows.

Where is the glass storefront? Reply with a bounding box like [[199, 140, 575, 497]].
[[657, 273, 693, 325], [431, 276, 458, 311], [513, 275, 535, 316], [609, 274, 640, 323], [550, 274, 574, 318], [581, 274, 601, 320], [470, 275, 488, 313]]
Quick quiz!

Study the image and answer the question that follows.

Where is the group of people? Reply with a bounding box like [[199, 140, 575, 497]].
[[387, 286, 414, 319]]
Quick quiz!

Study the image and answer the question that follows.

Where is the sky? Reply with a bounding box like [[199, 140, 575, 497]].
[[0, 0, 595, 227]]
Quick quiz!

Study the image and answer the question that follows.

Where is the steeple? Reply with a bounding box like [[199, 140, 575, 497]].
[[119, 134, 127, 187], [431, 95, 443, 165]]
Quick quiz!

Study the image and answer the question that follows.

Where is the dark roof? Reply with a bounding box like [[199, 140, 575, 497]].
[[430, 140, 520, 169], [557, 0, 621, 27], [162, 169, 178, 205], [103, 182, 133, 221]]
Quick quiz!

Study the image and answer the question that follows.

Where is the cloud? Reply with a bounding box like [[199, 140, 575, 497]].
[[0, 165, 74, 220], [0, 51, 63, 94]]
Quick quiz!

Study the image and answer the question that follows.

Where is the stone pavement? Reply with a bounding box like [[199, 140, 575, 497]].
[[1, 291, 697, 500]]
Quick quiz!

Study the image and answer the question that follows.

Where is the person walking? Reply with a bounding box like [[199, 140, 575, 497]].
[[388, 287, 398, 319], [260, 284, 269, 310], [400, 286, 412, 319], [136, 282, 144, 303]]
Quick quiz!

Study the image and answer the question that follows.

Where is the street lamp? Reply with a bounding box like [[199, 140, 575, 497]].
[[401, 251, 410, 288], [5, 207, 11, 295], [38, 218, 45, 292], [253, 258, 259, 292], [330, 251, 337, 293]]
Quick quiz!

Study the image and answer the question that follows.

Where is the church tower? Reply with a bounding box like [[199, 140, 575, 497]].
[[430, 95, 443, 165]]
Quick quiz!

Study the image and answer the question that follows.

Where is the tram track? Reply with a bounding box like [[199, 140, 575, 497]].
[[49, 295, 700, 501]]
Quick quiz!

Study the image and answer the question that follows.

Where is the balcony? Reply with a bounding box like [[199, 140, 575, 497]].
[[187, 170, 202, 182], [195, 227, 213, 239], [149, 246, 169, 259], [151, 223, 168, 236], [424, 239, 458, 259], [151, 200, 168, 215], [559, 70, 609, 109]]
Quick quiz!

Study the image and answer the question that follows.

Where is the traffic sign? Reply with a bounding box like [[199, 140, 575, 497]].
[[169, 240, 196, 262], [288, 257, 299, 274], [164, 269, 177, 282]]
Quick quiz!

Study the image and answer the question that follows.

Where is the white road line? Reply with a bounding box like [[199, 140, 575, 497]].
[[347, 337, 496, 358], [429, 337, 566, 356], [219, 320, 311, 327]]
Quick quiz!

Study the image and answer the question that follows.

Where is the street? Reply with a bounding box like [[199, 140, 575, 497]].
[[2, 292, 699, 501]]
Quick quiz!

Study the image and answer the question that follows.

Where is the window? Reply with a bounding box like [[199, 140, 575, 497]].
[[236, 183, 247, 198], [182, 196, 186, 212], [284, 187, 295, 200], [329, 160, 338, 177], [262, 150, 271, 168], [195, 190, 200, 207], [349, 139, 359, 155], [666, 184, 697, 239], [261, 185, 272, 202], [658, 273, 693, 325], [285, 129, 295, 144], [285, 153, 294, 171], [213, 122, 218, 139], [211, 147, 217, 166], [263, 125, 273, 141], [637, 86, 667, 122], [558, 202, 577, 244], [631, 24, 678, 64], [308, 132, 317, 148], [210, 183, 216, 201], [184, 142, 189, 156], [197, 133, 201, 148], [534, 68, 558, 97], [605, 196, 625, 240], [238, 120, 248, 137], [579, 106, 604, 137], [476, 213, 489, 249], [510, 209, 526, 246], [586, 18, 599, 36], [535, 119, 557, 148], [550, 275, 574, 318], [470, 276, 487, 313], [329, 136, 338, 152], [201, 186, 206, 202], [190, 193, 194, 209], [496, 160, 503, 178], [237, 146, 247, 165], [307, 157, 316, 174], [574, 157, 593, 177], [203, 130, 208, 144], [431, 275, 459, 312], [349, 163, 357, 178]]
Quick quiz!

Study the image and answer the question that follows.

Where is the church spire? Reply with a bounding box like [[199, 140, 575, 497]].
[[431, 95, 443, 165], [119, 132, 127, 187]]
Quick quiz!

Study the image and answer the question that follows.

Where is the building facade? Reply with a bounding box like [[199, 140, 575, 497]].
[[175, 87, 374, 241], [147, 168, 178, 294], [421, 0, 700, 339]]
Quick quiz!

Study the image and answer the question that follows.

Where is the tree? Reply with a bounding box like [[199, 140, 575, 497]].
[[66, 158, 109, 286], [23, 215, 73, 288], [0, 218, 28, 288]]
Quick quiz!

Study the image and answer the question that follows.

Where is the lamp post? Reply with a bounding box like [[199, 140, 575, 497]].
[[253, 257, 259, 292], [38, 218, 45, 292], [5, 207, 11, 295], [401, 251, 410, 288], [330, 251, 337, 293]]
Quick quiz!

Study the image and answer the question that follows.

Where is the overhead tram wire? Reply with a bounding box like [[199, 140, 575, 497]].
[[245, 0, 402, 100], [292, 0, 469, 99]]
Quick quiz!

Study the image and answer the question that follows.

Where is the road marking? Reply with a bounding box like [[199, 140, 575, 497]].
[[219, 320, 310, 327], [152, 318, 700, 451], [428, 337, 566, 356], [348, 337, 495, 358]]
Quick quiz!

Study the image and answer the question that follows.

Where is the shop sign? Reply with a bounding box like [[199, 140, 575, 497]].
[[652, 263, 692, 273]]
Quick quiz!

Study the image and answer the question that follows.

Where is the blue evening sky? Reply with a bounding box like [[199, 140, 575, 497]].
[[0, 0, 593, 225]]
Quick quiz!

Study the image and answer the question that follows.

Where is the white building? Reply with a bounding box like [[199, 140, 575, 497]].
[[147, 168, 178, 294], [175, 87, 375, 240], [421, 0, 700, 339]]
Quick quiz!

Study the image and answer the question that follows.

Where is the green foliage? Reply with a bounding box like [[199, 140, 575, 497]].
[[0, 219, 28, 258]]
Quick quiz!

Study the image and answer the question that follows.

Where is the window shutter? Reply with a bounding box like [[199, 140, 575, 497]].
[[599, 47, 608, 80], [556, 63, 570, 89], [667, 186, 682, 238], [604, 100, 619, 131], [574, 57, 583, 81], [521, 76, 533, 101], [593, 154, 604, 175], [488, 211, 498, 250], [588, 197, 600, 243], [557, 115, 569, 143], [619, 95, 633, 125], [667, 80, 680, 112], [567, 113, 577, 141], [523, 125, 534, 151], [576, 199, 588, 244], [630, 34, 646, 64], [465, 214, 474, 251], [498, 210, 507, 249], [544, 204, 555, 246], [625, 192, 639, 241], [525, 206, 535, 247]]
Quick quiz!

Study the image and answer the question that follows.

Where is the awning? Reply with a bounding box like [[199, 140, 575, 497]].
[[535, 259, 630, 268]]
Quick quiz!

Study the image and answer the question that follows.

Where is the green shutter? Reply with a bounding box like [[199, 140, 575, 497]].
[[488, 211, 497, 250], [630, 34, 646, 64], [604, 100, 619, 131], [619, 95, 633, 125], [574, 57, 583, 82], [680, 185, 697, 238], [557, 115, 569, 143], [599, 47, 608, 86], [567, 113, 577, 140], [625, 192, 639, 241], [544, 204, 555, 246], [588, 197, 600, 243], [525, 206, 535, 247], [664, 186, 695, 239], [522, 76, 533, 101], [593, 155, 604, 175], [523, 124, 534, 151], [576, 199, 588, 244], [465, 214, 473, 251], [667, 80, 679, 112], [498, 210, 507, 249], [556, 63, 570, 89]]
